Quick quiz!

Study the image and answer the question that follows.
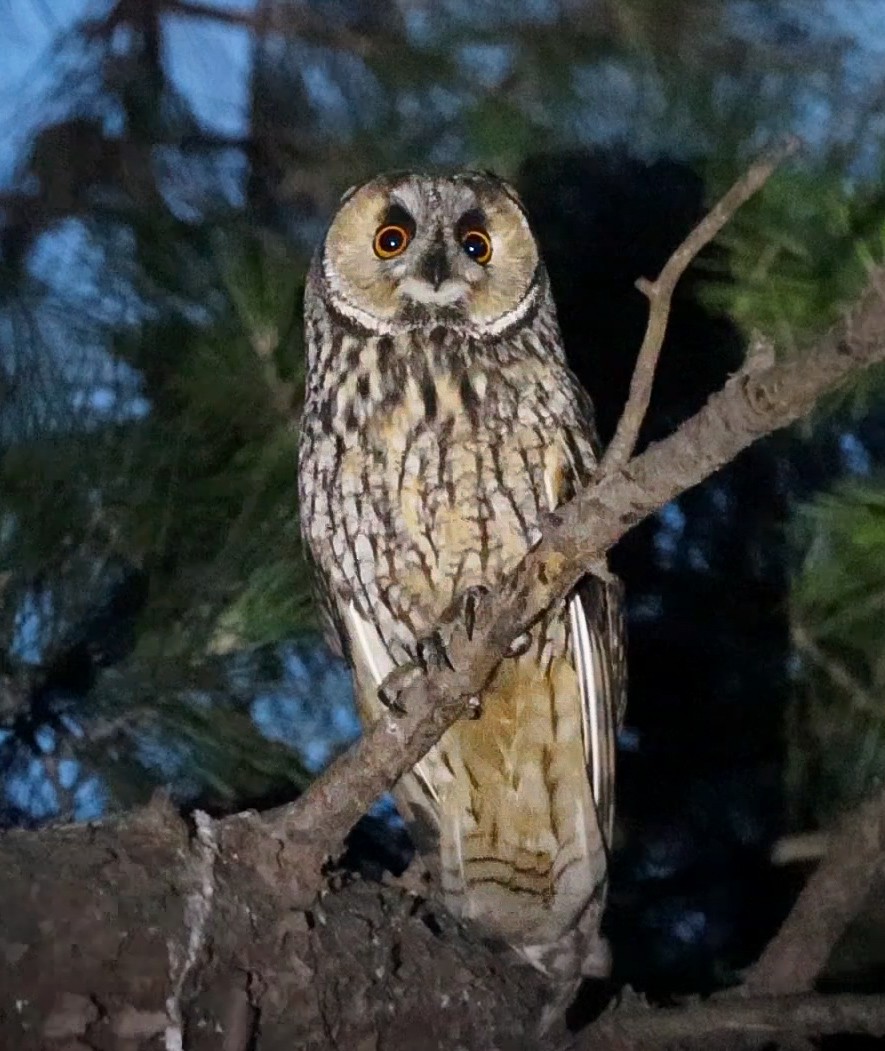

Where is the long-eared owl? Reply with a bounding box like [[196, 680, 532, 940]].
[[297, 171, 626, 1006]]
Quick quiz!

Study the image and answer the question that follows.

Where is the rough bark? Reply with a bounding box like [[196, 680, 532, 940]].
[[0, 795, 552, 1051], [3, 795, 885, 1051]]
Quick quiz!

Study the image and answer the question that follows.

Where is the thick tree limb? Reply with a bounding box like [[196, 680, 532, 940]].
[[268, 264, 885, 904], [744, 781, 885, 995], [2, 796, 885, 1050], [0, 798, 551, 1051]]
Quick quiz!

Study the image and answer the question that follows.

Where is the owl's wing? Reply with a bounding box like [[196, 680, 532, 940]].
[[304, 555, 347, 661], [569, 574, 626, 848], [544, 442, 626, 850], [339, 597, 444, 823], [304, 559, 439, 816]]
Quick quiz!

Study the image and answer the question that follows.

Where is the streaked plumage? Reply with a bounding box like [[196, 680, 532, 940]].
[[297, 171, 626, 1009]]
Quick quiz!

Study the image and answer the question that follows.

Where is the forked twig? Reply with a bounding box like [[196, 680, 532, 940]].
[[599, 136, 801, 475]]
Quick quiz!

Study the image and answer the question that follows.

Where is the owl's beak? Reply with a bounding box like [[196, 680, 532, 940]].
[[419, 243, 451, 290]]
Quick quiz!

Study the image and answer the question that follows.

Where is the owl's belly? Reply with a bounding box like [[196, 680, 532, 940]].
[[314, 397, 610, 967], [331, 410, 561, 658]]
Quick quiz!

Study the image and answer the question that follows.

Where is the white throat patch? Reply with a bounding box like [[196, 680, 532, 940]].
[[397, 278, 468, 306]]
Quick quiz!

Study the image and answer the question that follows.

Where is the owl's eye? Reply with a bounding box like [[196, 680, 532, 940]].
[[373, 224, 410, 259], [461, 228, 492, 265]]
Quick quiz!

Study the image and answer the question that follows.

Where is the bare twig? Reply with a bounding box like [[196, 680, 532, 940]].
[[793, 622, 880, 714], [571, 992, 885, 1050], [266, 264, 885, 905], [770, 830, 829, 866], [744, 782, 885, 996], [600, 137, 800, 475]]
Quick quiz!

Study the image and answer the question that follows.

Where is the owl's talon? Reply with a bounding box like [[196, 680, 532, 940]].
[[377, 663, 421, 716], [377, 682, 408, 716], [416, 632, 454, 674], [506, 631, 532, 658]]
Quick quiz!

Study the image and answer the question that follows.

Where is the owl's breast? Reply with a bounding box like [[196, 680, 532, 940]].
[[298, 325, 597, 658], [334, 399, 578, 656]]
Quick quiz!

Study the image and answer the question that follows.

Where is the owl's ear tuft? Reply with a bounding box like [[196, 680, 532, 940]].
[[468, 169, 528, 214], [339, 183, 360, 205], [493, 177, 528, 213]]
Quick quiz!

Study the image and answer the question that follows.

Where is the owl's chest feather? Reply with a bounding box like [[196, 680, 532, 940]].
[[300, 327, 594, 649]]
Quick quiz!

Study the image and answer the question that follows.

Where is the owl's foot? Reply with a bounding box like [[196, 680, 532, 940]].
[[452, 583, 532, 659], [377, 664, 417, 715], [448, 583, 490, 642], [375, 630, 457, 716], [416, 631, 455, 674], [417, 629, 487, 719], [378, 586, 490, 717]]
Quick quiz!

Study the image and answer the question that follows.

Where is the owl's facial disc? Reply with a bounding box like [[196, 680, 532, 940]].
[[397, 234, 466, 307], [396, 208, 496, 308], [322, 173, 540, 330]]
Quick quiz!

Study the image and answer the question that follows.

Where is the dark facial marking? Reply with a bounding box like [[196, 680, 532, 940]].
[[455, 208, 487, 241], [418, 231, 450, 289], [382, 202, 416, 237]]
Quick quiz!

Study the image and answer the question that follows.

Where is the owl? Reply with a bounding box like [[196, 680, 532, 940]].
[[297, 171, 626, 1013]]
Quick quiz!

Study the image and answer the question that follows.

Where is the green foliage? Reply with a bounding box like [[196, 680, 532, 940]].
[[795, 484, 885, 646], [702, 168, 885, 349], [789, 482, 885, 822], [0, 191, 316, 810], [80, 665, 312, 812]]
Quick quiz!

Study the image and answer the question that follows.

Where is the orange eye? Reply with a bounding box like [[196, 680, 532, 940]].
[[373, 224, 410, 259], [461, 228, 492, 265]]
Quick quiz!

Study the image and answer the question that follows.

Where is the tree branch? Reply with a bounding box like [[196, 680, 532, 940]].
[[743, 781, 885, 996], [267, 262, 885, 902], [600, 136, 800, 474], [571, 992, 885, 1050]]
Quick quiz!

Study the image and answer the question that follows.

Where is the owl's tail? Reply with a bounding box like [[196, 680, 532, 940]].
[[427, 635, 612, 1032]]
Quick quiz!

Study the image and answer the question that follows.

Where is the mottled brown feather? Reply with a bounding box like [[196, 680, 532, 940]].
[[297, 172, 626, 994]]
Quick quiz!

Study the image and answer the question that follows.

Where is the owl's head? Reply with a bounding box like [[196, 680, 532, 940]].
[[315, 172, 542, 334]]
